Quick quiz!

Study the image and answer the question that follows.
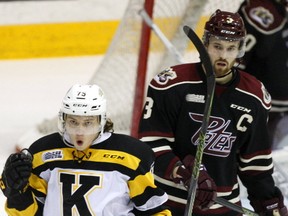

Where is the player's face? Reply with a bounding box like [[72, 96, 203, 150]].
[[65, 115, 101, 151], [207, 37, 240, 78]]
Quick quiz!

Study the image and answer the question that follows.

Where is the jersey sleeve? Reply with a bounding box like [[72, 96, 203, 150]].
[[138, 68, 184, 178], [237, 76, 277, 200], [238, 125, 280, 202], [4, 143, 48, 216], [128, 140, 171, 215], [5, 174, 45, 216]]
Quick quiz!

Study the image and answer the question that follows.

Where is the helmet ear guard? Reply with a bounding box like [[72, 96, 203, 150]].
[[237, 40, 246, 58], [58, 111, 66, 135], [202, 9, 247, 58]]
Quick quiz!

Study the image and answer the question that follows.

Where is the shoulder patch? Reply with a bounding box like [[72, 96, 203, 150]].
[[154, 67, 177, 85], [241, 0, 286, 34], [249, 6, 274, 29], [261, 82, 271, 105], [150, 63, 203, 90]]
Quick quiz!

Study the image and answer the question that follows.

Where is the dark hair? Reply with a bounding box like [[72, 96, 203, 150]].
[[104, 118, 114, 132]]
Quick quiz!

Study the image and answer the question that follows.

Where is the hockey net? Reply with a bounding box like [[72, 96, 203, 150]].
[[18, 0, 244, 143]]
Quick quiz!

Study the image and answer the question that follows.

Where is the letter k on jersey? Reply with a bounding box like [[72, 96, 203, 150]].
[[190, 113, 236, 157], [60, 172, 101, 215]]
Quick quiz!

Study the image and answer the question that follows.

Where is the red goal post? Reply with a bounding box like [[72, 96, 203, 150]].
[[131, 0, 155, 138], [90, 0, 211, 137]]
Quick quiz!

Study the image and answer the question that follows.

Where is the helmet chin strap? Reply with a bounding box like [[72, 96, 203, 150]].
[[216, 70, 233, 78], [215, 70, 234, 84]]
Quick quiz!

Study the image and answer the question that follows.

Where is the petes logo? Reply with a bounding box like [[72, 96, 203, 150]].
[[250, 6, 274, 28], [42, 150, 63, 162], [154, 67, 177, 85], [190, 113, 236, 157], [186, 94, 205, 103]]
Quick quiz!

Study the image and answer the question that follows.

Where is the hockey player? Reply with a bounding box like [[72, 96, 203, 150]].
[[0, 84, 171, 216], [237, 0, 288, 149], [138, 9, 288, 216]]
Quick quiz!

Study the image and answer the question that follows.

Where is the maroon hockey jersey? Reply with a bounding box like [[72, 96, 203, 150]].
[[138, 63, 278, 215], [238, 0, 288, 112]]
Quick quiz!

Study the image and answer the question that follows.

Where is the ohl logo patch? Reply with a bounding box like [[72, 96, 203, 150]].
[[42, 150, 63, 162]]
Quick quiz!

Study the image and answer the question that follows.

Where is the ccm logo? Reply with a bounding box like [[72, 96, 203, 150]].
[[73, 104, 88, 107], [221, 30, 235, 35], [230, 104, 251, 113], [103, 154, 125, 160]]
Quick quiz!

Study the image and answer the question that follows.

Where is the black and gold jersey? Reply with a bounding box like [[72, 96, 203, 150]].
[[5, 132, 170, 216]]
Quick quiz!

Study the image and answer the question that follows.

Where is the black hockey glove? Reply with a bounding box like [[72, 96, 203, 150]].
[[0, 149, 33, 198], [250, 188, 288, 216], [171, 154, 217, 210]]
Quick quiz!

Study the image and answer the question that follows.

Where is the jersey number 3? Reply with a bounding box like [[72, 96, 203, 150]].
[[143, 97, 154, 119]]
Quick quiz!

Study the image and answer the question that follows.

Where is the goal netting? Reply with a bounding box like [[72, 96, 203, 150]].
[[17, 0, 244, 146]]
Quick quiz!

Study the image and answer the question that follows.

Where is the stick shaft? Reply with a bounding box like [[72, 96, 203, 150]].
[[215, 197, 259, 216], [183, 25, 216, 216]]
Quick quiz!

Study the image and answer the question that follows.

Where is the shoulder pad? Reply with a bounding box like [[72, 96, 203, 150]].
[[237, 71, 271, 110], [150, 63, 202, 89], [153, 67, 178, 86], [241, 0, 286, 34]]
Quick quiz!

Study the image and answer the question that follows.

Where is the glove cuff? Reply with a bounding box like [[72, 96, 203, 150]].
[[250, 189, 288, 216], [164, 156, 181, 180], [0, 176, 22, 198], [279, 206, 288, 216]]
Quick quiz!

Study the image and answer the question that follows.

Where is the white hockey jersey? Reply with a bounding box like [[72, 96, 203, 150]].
[[4, 132, 170, 216]]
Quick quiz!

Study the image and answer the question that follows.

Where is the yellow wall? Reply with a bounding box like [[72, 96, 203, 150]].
[[0, 21, 119, 59], [0, 16, 209, 60]]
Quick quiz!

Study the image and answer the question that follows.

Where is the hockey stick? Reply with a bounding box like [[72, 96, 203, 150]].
[[183, 25, 216, 216], [139, 13, 213, 213], [216, 197, 259, 216]]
